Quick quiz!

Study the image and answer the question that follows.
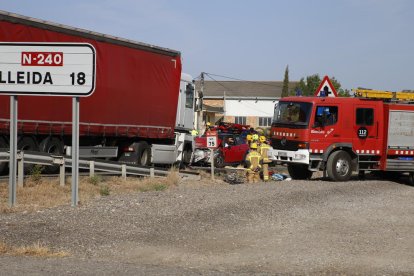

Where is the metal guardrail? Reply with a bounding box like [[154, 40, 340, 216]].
[[0, 150, 200, 187]]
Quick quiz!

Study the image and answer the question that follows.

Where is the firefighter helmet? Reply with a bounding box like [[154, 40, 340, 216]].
[[250, 143, 258, 149], [259, 136, 266, 143], [246, 134, 253, 141], [252, 134, 259, 141]]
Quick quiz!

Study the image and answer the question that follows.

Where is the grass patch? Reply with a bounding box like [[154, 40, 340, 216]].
[[29, 165, 44, 183], [0, 167, 183, 213], [88, 175, 102, 186], [0, 240, 69, 257], [154, 184, 167, 191], [99, 185, 110, 196]]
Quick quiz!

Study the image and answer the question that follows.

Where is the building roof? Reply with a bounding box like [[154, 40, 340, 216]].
[[196, 80, 299, 98]]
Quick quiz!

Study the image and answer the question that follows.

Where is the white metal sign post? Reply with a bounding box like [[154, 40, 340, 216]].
[[9, 96, 17, 206], [0, 43, 96, 207], [206, 132, 218, 180], [72, 97, 80, 207]]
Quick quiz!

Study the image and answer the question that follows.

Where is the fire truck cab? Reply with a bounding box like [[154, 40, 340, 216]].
[[270, 95, 414, 184]]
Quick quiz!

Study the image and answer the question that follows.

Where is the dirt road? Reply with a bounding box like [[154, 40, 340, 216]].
[[1, 177, 413, 275]]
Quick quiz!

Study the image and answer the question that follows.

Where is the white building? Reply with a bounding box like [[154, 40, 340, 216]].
[[196, 80, 298, 131]]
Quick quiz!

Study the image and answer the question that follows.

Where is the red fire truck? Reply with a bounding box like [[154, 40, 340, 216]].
[[269, 90, 414, 184]]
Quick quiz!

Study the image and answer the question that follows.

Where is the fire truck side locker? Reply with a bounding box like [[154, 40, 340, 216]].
[[384, 106, 414, 171]]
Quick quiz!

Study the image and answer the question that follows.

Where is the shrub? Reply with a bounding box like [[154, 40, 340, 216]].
[[99, 185, 110, 196], [30, 165, 44, 183], [88, 175, 101, 186]]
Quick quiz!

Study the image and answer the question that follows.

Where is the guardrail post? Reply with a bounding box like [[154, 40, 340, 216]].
[[89, 161, 95, 177], [150, 167, 155, 178], [59, 162, 65, 186], [52, 155, 66, 187], [121, 164, 127, 180], [17, 152, 24, 188]]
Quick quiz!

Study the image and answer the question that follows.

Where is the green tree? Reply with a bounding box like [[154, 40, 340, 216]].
[[292, 74, 349, 97], [292, 74, 321, 96], [281, 65, 289, 98]]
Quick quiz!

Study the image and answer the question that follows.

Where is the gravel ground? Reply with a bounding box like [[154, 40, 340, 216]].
[[1, 174, 414, 275]]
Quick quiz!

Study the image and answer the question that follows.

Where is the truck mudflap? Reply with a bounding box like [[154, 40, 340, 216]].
[[268, 148, 309, 165]]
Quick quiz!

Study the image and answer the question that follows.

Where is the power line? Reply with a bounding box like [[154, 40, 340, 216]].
[[204, 73, 235, 93], [204, 72, 285, 88]]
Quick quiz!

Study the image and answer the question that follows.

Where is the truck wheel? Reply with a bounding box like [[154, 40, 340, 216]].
[[182, 147, 192, 165], [287, 164, 313, 180], [18, 136, 39, 173], [0, 136, 8, 174], [408, 173, 414, 186], [327, 150, 352, 182], [39, 137, 64, 174], [214, 152, 225, 168], [136, 141, 151, 166]]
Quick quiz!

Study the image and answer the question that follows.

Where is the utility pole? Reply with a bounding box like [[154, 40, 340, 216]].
[[199, 72, 205, 134]]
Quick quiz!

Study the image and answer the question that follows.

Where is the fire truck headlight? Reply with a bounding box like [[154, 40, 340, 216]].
[[297, 142, 309, 149], [294, 154, 307, 160]]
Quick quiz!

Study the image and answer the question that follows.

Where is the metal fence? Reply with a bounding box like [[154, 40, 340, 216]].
[[0, 150, 199, 187]]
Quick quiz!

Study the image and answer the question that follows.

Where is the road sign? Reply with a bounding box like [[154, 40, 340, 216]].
[[206, 135, 218, 148], [206, 131, 218, 180], [0, 43, 96, 96], [314, 75, 338, 97], [206, 130, 218, 148]]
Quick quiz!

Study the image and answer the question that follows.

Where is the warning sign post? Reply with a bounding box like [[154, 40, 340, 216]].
[[314, 76, 338, 97]]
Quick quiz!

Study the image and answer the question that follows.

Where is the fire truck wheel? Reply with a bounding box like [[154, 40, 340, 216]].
[[327, 150, 352, 182], [214, 152, 225, 168], [136, 141, 151, 166], [287, 164, 313, 180], [408, 173, 414, 186], [39, 137, 64, 174], [0, 136, 8, 174]]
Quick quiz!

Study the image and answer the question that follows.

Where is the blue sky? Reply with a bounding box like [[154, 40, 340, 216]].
[[1, 0, 413, 91]]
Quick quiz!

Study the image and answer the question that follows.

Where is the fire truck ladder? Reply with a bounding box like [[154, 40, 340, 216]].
[[354, 89, 414, 102]]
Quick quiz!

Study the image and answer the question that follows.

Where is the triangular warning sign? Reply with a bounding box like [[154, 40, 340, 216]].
[[314, 76, 338, 97]]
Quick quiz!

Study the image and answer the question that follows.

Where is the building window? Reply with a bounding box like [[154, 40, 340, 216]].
[[235, 116, 246, 125], [259, 117, 272, 127]]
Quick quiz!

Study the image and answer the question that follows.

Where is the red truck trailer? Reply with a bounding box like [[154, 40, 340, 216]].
[[269, 91, 414, 184], [0, 11, 197, 173]]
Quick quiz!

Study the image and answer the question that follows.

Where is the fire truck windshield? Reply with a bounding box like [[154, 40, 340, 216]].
[[273, 101, 312, 128]]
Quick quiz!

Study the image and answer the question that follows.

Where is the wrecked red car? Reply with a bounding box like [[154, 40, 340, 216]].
[[191, 133, 250, 168]]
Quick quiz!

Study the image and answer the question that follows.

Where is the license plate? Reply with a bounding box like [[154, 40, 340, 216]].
[[278, 151, 287, 157]]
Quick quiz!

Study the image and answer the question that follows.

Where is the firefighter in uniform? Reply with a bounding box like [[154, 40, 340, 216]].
[[252, 133, 259, 143], [258, 136, 271, 181], [245, 142, 262, 183], [246, 134, 253, 146]]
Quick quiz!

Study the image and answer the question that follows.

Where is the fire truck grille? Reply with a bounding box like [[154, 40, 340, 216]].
[[271, 138, 302, 151]]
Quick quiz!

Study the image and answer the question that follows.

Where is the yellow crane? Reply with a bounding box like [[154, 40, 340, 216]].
[[353, 89, 414, 101]]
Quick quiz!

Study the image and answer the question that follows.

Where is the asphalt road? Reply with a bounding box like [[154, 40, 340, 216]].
[[1, 177, 413, 275]]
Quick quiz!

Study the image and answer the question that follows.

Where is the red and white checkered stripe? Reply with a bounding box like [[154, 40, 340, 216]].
[[309, 149, 382, 155], [309, 149, 324, 153], [355, 149, 381, 155], [387, 150, 414, 156], [274, 132, 296, 138]]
